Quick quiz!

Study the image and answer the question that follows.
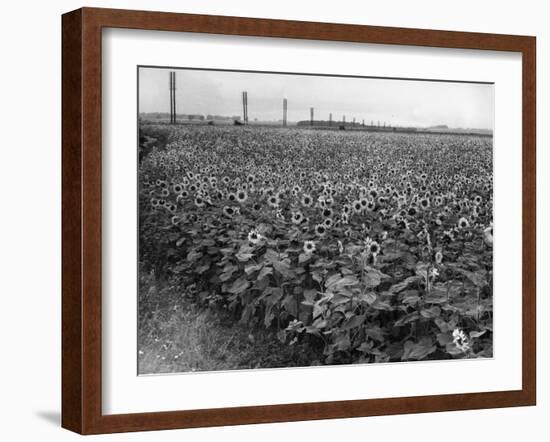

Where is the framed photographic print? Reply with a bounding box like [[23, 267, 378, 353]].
[[62, 7, 536, 434]]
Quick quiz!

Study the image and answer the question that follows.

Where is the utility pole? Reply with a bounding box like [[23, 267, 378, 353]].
[[169, 71, 176, 124], [329, 113, 333, 127], [242, 91, 248, 125], [283, 98, 287, 127], [310, 107, 314, 126]]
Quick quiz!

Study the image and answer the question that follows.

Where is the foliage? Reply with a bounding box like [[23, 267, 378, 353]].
[[139, 125, 493, 366]]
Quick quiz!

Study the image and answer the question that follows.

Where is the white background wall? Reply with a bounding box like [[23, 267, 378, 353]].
[[0, 1, 547, 440]]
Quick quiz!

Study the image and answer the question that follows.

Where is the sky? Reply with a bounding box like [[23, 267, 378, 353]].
[[138, 67, 494, 129]]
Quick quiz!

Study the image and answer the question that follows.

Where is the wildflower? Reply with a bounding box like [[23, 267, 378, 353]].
[[303, 240, 316, 254], [452, 328, 470, 352]]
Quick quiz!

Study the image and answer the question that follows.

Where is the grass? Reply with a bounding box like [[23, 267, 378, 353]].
[[138, 273, 323, 374]]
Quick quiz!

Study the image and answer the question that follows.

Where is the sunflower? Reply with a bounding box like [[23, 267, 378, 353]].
[[236, 190, 248, 203], [248, 229, 262, 245], [222, 206, 235, 217], [352, 200, 363, 214], [452, 328, 470, 352], [369, 241, 381, 255], [315, 224, 327, 237], [301, 194, 313, 207], [194, 196, 206, 208], [267, 195, 279, 208], [458, 217, 470, 229], [303, 240, 316, 254], [292, 211, 304, 225], [419, 198, 430, 209], [324, 217, 334, 228]]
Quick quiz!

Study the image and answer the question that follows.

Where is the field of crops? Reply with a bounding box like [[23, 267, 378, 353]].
[[139, 125, 493, 370]]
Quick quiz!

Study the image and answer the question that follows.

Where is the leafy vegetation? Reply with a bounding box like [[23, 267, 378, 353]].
[[139, 125, 493, 370]]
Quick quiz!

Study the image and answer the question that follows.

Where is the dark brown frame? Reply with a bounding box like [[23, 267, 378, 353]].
[[62, 7, 536, 434]]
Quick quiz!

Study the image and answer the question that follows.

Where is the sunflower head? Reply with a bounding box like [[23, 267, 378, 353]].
[[315, 224, 327, 237], [458, 217, 470, 229], [303, 240, 316, 255]]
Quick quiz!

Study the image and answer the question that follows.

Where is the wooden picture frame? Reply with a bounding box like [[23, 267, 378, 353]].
[[62, 7, 536, 434]]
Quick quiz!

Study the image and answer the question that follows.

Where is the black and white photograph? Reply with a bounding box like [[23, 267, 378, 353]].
[[138, 66, 494, 375]]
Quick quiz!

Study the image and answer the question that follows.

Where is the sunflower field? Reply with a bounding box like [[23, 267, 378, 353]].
[[139, 124, 493, 367]]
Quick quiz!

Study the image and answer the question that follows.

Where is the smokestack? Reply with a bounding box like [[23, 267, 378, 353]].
[[283, 98, 288, 127], [310, 107, 314, 126]]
